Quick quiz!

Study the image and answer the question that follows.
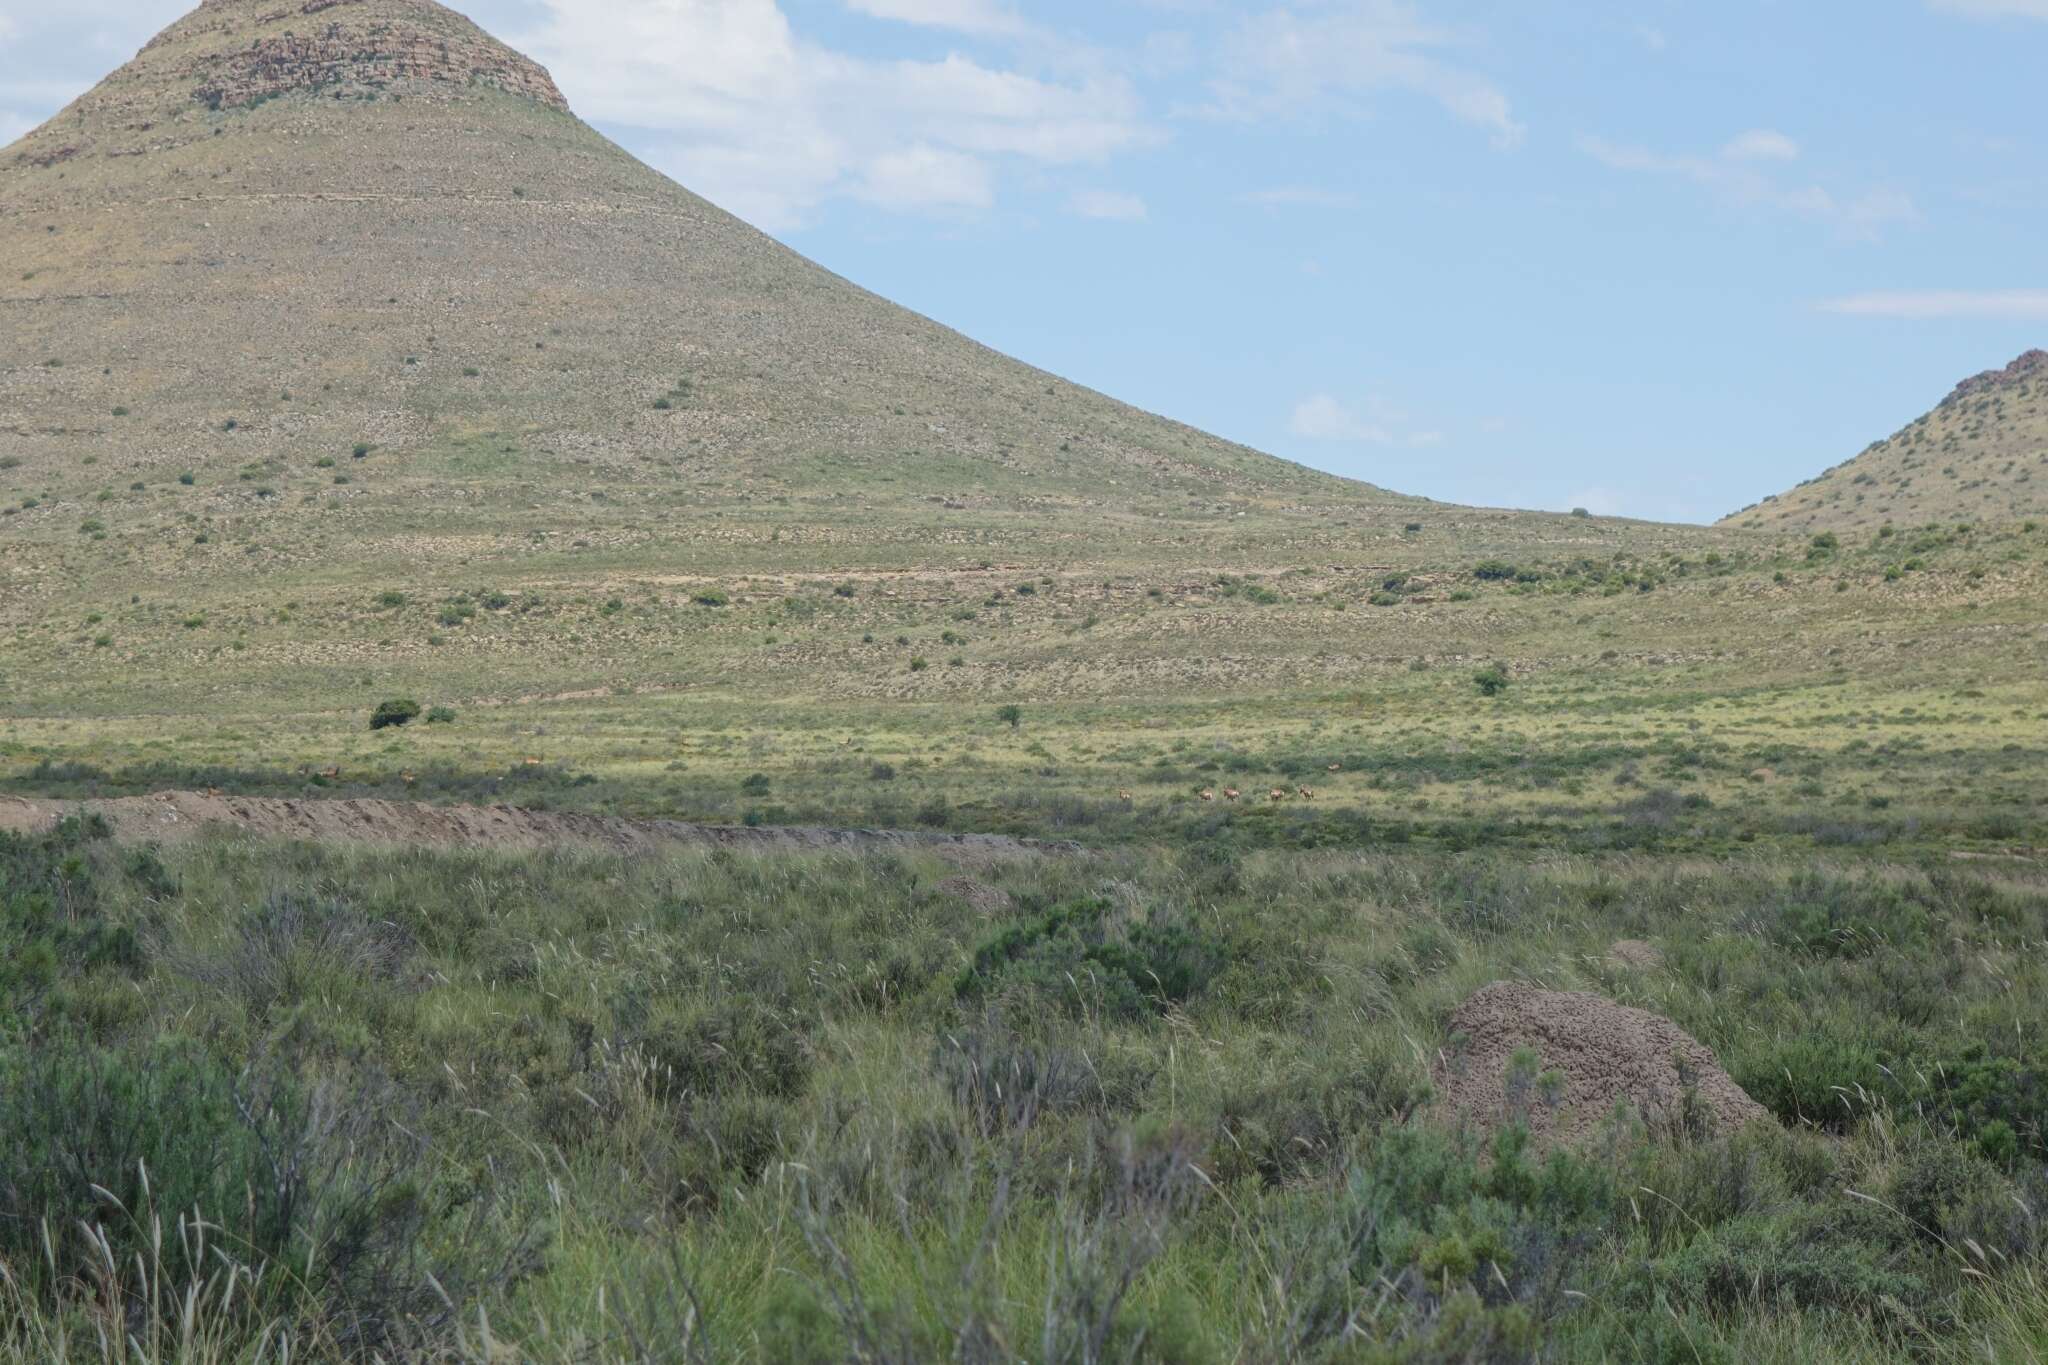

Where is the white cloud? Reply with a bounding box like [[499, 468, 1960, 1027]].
[[1722, 128, 1799, 161], [1240, 185, 1355, 208], [1069, 189, 1147, 220], [845, 0, 1031, 37], [1290, 394, 1392, 443], [516, 0, 1152, 229], [1818, 290, 2048, 319], [1583, 133, 1915, 241], [1206, 1, 1523, 148], [1930, 0, 2048, 16], [858, 144, 994, 210]]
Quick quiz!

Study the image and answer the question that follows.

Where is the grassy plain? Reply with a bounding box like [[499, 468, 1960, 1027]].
[[6, 511, 2043, 858]]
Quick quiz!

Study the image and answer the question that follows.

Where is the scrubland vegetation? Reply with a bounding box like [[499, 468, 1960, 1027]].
[[4, 813, 2047, 1361]]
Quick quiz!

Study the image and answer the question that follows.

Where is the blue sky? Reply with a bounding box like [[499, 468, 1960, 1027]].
[[4, 1, 2046, 523]]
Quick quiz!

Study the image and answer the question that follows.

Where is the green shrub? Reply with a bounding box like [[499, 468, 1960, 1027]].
[[425, 705, 457, 725], [1733, 1034, 1885, 1132], [955, 896, 1226, 1019], [1473, 559, 1517, 581], [693, 589, 730, 607], [370, 698, 422, 730], [1473, 664, 1510, 697]]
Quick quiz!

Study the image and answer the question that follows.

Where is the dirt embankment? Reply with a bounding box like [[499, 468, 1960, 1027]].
[[0, 791, 1075, 867]]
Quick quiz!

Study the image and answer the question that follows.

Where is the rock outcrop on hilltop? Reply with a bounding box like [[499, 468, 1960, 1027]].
[[178, 0, 569, 113], [1946, 349, 2048, 405]]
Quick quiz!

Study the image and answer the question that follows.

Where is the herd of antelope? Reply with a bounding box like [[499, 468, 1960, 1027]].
[[1193, 783, 1319, 804]]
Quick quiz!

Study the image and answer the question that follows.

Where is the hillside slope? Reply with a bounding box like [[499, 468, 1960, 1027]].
[[1726, 350, 2048, 531], [1, 0, 1421, 578]]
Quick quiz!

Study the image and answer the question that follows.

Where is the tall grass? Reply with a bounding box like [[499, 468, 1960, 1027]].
[[3, 816, 2046, 1360]]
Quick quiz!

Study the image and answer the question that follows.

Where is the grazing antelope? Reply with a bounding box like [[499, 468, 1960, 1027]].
[[523, 756, 543, 766], [1223, 788, 1241, 803], [319, 766, 341, 780], [1327, 763, 1341, 773], [205, 786, 223, 798], [1297, 787, 1315, 801], [1198, 789, 1215, 803], [1269, 788, 1287, 803], [401, 772, 417, 787], [1118, 790, 1134, 804]]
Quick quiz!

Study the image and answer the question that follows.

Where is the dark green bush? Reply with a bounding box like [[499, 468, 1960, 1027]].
[[955, 896, 1226, 1019], [370, 698, 422, 730], [1, 817, 145, 1016]]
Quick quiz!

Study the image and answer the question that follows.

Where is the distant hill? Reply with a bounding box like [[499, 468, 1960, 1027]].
[[1726, 351, 2048, 531], [0, 0, 1447, 583]]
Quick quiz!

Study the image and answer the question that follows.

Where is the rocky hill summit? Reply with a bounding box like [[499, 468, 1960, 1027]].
[[14, 0, 567, 171], [1947, 349, 2048, 404], [1725, 350, 2048, 532]]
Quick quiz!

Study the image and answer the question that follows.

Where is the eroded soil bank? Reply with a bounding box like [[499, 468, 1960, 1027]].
[[0, 791, 1076, 866]]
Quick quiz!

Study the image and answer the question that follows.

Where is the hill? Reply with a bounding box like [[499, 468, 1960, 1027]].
[[1726, 350, 2048, 531], [0, 0, 1412, 575]]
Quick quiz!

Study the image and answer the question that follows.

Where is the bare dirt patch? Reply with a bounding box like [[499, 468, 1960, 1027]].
[[0, 792, 1074, 867], [1432, 981, 1768, 1152]]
